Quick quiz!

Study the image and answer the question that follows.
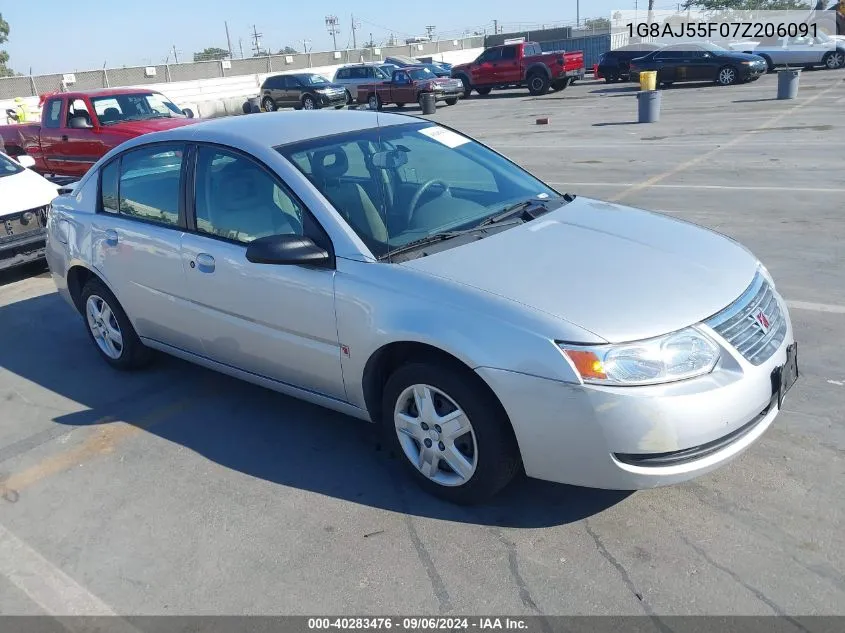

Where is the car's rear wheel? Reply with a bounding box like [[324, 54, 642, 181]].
[[445, 97, 458, 105], [261, 97, 276, 112], [716, 65, 738, 86], [604, 71, 619, 84], [81, 278, 152, 370], [302, 95, 317, 110], [475, 86, 492, 96], [527, 72, 550, 96], [457, 75, 472, 98], [344, 90, 353, 104], [395, 102, 405, 109], [382, 362, 520, 504], [823, 50, 844, 70], [551, 79, 569, 91]]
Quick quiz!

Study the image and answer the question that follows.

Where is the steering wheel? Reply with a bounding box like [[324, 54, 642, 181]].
[[407, 180, 452, 226]]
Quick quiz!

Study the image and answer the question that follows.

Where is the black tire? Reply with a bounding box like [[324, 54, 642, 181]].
[[551, 79, 569, 91], [302, 95, 318, 110], [475, 86, 492, 96], [381, 362, 521, 505], [661, 81, 673, 88], [395, 102, 405, 109], [527, 72, 550, 96], [760, 55, 775, 73], [604, 71, 618, 84], [823, 50, 845, 70], [716, 65, 738, 86], [366, 93, 382, 111], [444, 97, 458, 106], [457, 75, 472, 98], [345, 90, 353, 104], [80, 278, 152, 370], [261, 97, 276, 112]]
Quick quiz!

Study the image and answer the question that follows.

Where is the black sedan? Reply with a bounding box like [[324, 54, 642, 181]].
[[598, 43, 663, 83], [629, 42, 767, 87]]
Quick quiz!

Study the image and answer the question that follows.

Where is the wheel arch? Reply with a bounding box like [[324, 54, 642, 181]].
[[525, 63, 551, 79]]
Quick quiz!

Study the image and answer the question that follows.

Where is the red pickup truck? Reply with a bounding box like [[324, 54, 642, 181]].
[[0, 88, 198, 178], [451, 42, 585, 97]]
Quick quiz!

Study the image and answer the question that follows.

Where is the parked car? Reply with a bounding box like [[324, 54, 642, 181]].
[[0, 89, 197, 178], [451, 41, 585, 97], [384, 55, 452, 77], [730, 33, 845, 71], [630, 42, 767, 87], [333, 63, 393, 103], [358, 66, 464, 109], [260, 73, 347, 112], [45, 111, 797, 504], [0, 152, 62, 271], [417, 57, 453, 72], [597, 43, 664, 83]]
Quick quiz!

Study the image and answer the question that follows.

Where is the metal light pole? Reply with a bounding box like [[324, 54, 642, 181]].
[[577, 0, 580, 26]]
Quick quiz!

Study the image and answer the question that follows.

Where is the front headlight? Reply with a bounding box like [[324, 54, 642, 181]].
[[559, 327, 720, 386]]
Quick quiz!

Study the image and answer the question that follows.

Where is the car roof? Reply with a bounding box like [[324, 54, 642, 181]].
[[110, 110, 419, 154], [48, 88, 164, 98]]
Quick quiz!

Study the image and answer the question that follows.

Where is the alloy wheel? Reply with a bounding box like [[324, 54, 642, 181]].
[[86, 295, 124, 360]]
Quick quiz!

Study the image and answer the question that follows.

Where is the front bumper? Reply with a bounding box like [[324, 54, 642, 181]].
[[431, 88, 463, 101], [740, 64, 767, 80], [0, 230, 46, 271], [318, 92, 348, 107], [477, 300, 795, 490]]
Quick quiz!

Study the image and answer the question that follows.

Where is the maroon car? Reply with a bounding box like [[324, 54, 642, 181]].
[[357, 66, 464, 110]]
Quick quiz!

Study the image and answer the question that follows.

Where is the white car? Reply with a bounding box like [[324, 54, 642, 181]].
[[731, 33, 845, 70], [0, 153, 61, 272]]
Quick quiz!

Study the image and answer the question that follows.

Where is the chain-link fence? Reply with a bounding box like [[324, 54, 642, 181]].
[[0, 36, 486, 100]]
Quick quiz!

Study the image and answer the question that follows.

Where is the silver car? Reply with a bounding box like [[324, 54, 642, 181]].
[[45, 112, 798, 504], [332, 64, 392, 103]]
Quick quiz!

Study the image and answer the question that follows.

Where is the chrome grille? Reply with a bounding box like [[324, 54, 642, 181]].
[[706, 273, 787, 366]]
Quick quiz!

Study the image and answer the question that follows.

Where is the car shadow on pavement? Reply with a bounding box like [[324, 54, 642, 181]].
[[0, 261, 50, 288], [1, 291, 630, 528]]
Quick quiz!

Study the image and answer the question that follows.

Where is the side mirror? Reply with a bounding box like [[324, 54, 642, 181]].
[[17, 154, 36, 168], [183, 108, 195, 119], [68, 116, 93, 129], [245, 234, 331, 266]]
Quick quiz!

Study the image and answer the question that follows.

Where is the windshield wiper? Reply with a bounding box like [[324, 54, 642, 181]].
[[478, 193, 575, 228], [382, 219, 524, 260]]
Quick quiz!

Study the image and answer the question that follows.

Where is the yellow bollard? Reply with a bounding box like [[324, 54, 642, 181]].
[[639, 71, 657, 92]]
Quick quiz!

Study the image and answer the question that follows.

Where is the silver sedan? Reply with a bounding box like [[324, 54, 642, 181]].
[[44, 111, 798, 504]]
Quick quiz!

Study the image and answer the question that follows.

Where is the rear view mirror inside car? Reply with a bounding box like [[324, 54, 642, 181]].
[[372, 149, 408, 169]]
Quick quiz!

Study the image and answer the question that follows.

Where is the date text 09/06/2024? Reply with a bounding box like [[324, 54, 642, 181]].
[[627, 21, 817, 39], [307, 618, 529, 631]]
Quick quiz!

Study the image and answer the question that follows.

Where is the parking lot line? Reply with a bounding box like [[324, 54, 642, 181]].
[[549, 182, 845, 194], [786, 301, 845, 315], [608, 79, 844, 203], [1, 398, 195, 497]]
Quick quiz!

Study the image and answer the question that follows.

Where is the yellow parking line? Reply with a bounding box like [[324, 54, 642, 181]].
[[1, 398, 195, 496], [609, 79, 844, 203]]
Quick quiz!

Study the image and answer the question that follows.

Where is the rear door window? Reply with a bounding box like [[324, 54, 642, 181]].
[[117, 145, 184, 227]]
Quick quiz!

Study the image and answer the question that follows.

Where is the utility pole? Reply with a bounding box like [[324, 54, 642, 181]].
[[301, 39, 311, 53], [239, 38, 245, 58], [493, 19, 498, 34], [576, 0, 580, 26], [251, 25, 263, 56], [225, 21, 233, 58], [425, 25, 436, 40], [325, 15, 340, 50], [351, 14, 359, 49], [171, 45, 179, 64]]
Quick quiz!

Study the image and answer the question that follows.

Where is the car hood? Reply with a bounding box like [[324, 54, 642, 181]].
[[0, 168, 59, 217], [400, 198, 759, 343], [107, 118, 201, 136]]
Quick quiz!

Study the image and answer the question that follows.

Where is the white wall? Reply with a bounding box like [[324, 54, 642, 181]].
[[1, 48, 484, 123]]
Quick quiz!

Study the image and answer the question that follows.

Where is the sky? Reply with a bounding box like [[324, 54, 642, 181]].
[[1, 0, 654, 75]]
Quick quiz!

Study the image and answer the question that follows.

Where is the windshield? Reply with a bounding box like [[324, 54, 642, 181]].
[[300, 74, 330, 85], [0, 153, 24, 178], [408, 68, 436, 80], [91, 92, 185, 125], [277, 122, 559, 259]]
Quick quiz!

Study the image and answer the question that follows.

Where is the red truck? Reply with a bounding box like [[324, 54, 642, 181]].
[[0, 88, 199, 178], [451, 42, 585, 97], [357, 66, 465, 110]]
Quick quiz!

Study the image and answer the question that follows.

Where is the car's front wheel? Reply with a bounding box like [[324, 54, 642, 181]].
[[81, 278, 152, 370], [382, 362, 520, 504], [823, 50, 845, 70], [716, 65, 738, 86], [302, 95, 318, 110], [445, 97, 458, 106], [261, 97, 276, 112], [367, 93, 382, 110]]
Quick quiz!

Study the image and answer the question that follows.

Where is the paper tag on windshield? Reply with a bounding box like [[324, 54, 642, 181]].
[[418, 126, 470, 148]]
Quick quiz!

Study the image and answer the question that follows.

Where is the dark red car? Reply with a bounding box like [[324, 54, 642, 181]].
[[357, 66, 464, 110], [0, 88, 199, 178]]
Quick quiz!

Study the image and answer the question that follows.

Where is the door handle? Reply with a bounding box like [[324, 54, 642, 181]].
[[61, 135, 69, 142], [194, 253, 215, 273], [104, 229, 118, 246]]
